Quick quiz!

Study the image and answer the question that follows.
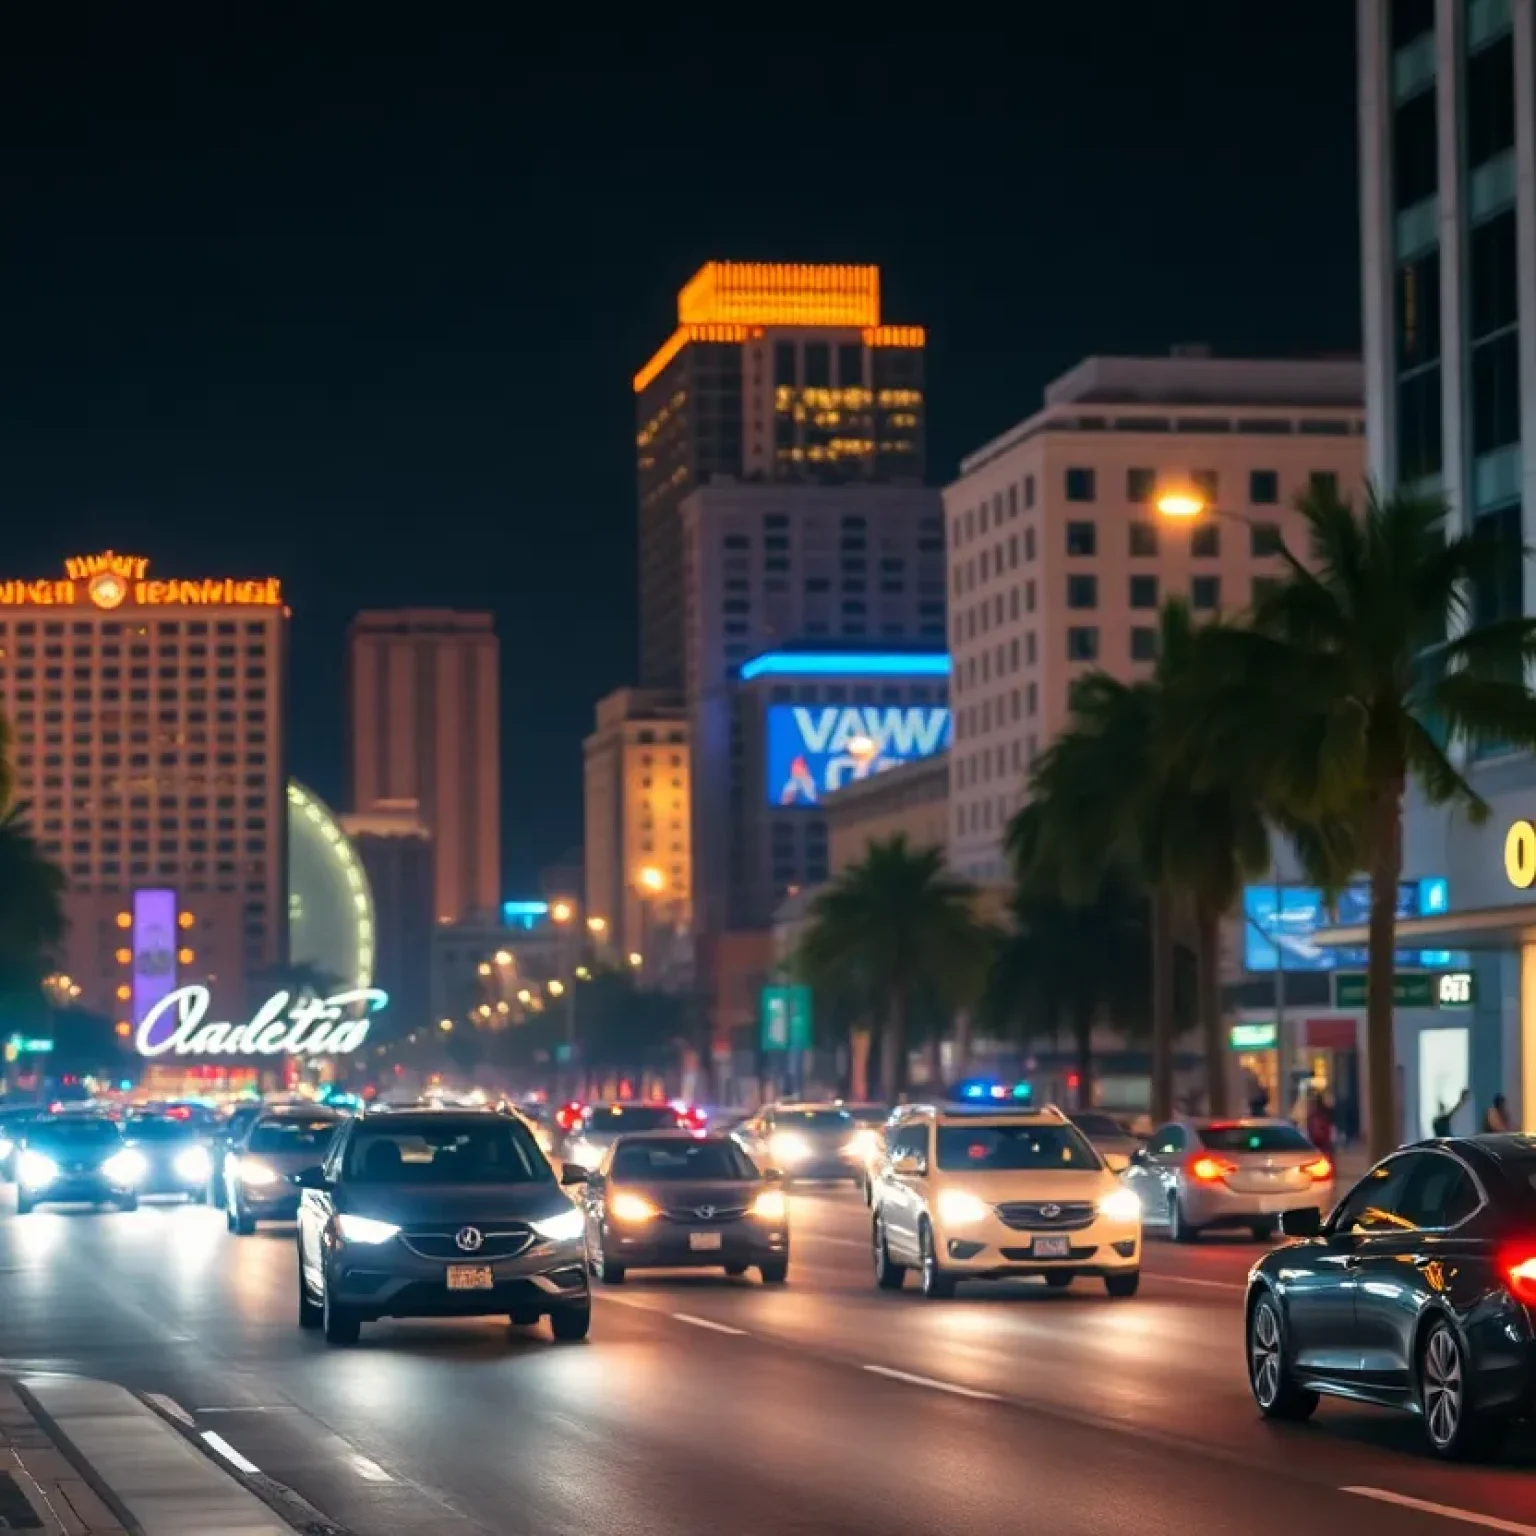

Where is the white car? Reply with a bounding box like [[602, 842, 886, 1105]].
[[870, 1104, 1142, 1298]]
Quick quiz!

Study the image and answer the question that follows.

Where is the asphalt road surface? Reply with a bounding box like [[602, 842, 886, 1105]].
[[3, 1184, 1536, 1535]]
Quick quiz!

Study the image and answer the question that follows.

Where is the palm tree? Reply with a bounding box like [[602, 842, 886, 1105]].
[[0, 801, 67, 1014], [1196, 483, 1536, 1158], [988, 802, 1149, 1108], [796, 836, 992, 1101]]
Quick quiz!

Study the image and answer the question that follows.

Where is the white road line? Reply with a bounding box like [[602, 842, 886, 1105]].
[[671, 1312, 748, 1336], [144, 1392, 194, 1427], [862, 1365, 1001, 1401], [347, 1452, 395, 1484], [1342, 1486, 1536, 1534], [1142, 1273, 1246, 1292], [200, 1431, 261, 1476]]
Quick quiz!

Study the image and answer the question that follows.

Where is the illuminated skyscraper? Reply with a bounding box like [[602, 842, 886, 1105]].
[[634, 262, 926, 689], [347, 610, 500, 924]]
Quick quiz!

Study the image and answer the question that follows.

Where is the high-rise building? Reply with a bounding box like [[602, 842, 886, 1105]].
[[0, 550, 288, 1024], [582, 688, 691, 968], [1349, 0, 1536, 1136], [943, 353, 1365, 882], [634, 262, 926, 689], [347, 610, 500, 924]]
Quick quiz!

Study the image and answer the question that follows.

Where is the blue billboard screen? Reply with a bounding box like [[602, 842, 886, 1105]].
[[1242, 878, 1460, 972], [766, 703, 950, 807]]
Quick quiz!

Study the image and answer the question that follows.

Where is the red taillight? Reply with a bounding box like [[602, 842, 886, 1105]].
[[1188, 1155, 1238, 1183], [1507, 1254, 1536, 1305], [1301, 1157, 1332, 1182], [554, 1101, 584, 1133]]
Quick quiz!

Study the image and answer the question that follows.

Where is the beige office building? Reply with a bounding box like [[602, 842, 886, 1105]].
[[944, 353, 1366, 883], [583, 688, 691, 968], [348, 610, 500, 924], [0, 551, 287, 1024]]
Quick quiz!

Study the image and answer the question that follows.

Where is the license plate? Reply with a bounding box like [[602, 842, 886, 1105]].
[[1032, 1236, 1070, 1258], [446, 1265, 494, 1290], [689, 1231, 723, 1252]]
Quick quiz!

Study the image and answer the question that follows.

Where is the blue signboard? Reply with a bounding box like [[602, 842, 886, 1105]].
[[766, 703, 951, 807], [1242, 878, 1461, 973]]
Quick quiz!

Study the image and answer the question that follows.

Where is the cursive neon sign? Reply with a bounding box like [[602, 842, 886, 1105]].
[[135, 985, 387, 1058]]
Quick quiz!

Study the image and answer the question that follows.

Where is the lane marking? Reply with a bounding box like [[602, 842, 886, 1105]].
[[347, 1452, 395, 1484], [144, 1392, 194, 1427], [200, 1430, 260, 1476], [1142, 1273, 1246, 1292], [1343, 1487, 1536, 1534], [671, 1312, 748, 1336], [862, 1365, 1001, 1401]]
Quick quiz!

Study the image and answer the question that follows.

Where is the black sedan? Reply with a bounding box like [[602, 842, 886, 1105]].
[[122, 1114, 213, 1201], [583, 1132, 788, 1284], [1247, 1134, 1536, 1458], [14, 1116, 141, 1213], [296, 1108, 591, 1345]]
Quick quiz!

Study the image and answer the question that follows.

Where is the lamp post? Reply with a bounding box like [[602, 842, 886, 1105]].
[[636, 865, 666, 988], [550, 898, 578, 1093]]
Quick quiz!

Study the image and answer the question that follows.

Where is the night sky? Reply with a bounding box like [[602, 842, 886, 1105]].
[[0, 6, 1359, 890]]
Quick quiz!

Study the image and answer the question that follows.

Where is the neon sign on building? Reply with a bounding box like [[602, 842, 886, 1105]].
[[135, 985, 387, 1058], [0, 552, 283, 610]]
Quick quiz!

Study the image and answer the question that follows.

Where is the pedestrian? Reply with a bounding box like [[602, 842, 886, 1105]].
[[1484, 1093, 1510, 1132], [1306, 1090, 1335, 1158], [1431, 1087, 1468, 1138], [1248, 1085, 1270, 1117]]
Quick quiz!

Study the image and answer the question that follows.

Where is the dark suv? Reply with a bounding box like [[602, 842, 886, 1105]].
[[295, 1108, 590, 1345]]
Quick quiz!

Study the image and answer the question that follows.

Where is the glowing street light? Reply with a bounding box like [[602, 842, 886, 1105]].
[[628, 951, 644, 968], [1155, 487, 1208, 520], [551, 899, 575, 925], [494, 950, 513, 967], [586, 915, 607, 936], [477, 962, 492, 977], [637, 866, 665, 894], [547, 979, 566, 998], [575, 965, 591, 980], [438, 1018, 453, 1032], [516, 987, 533, 1005]]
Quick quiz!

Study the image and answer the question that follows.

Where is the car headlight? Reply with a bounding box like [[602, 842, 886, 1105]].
[[609, 1191, 660, 1224], [936, 1189, 990, 1226], [174, 1146, 212, 1182], [103, 1149, 146, 1186], [1097, 1187, 1142, 1223], [749, 1189, 787, 1221], [17, 1151, 58, 1188], [531, 1206, 585, 1242], [568, 1140, 604, 1170], [335, 1214, 401, 1244], [769, 1131, 810, 1165], [237, 1158, 279, 1186], [844, 1129, 880, 1164]]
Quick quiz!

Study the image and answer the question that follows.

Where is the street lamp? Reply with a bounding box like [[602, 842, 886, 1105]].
[[439, 1018, 453, 1032], [516, 987, 533, 1005], [628, 951, 643, 968], [637, 866, 665, 894], [586, 915, 607, 936], [548, 979, 566, 998], [1154, 487, 1208, 520], [551, 899, 575, 925], [494, 950, 512, 967]]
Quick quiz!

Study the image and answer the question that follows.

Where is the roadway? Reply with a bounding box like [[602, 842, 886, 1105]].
[[3, 1185, 1536, 1535]]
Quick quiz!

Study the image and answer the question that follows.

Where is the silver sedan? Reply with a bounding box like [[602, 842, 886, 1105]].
[[1121, 1117, 1334, 1241]]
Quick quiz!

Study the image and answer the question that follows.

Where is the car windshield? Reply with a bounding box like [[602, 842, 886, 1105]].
[[1197, 1124, 1312, 1153], [780, 1109, 854, 1130], [30, 1119, 120, 1148], [125, 1118, 199, 1141], [612, 1140, 758, 1181], [845, 1106, 890, 1125], [1072, 1114, 1130, 1138], [345, 1119, 548, 1184], [249, 1118, 340, 1153], [936, 1123, 1101, 1171], [583, 1106, 678, 1135]]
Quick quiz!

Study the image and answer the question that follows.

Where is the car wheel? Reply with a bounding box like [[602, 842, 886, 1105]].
[[297, 1258, 322, 1330], [322, 1283, 361, 1346], [233, 1206, 256, 1236], [594, 1248, 626, 1285], [759, 1260, 788, 1285], [550, 1304, 591, 1342], [116, 1195, 138, 1213], [919, 1221, 956, 1300], [1420, 1318, 1498, 1458], [873, 1216, 906, 1291], [1248, 1292, 1318, 1420], [1169, 1192, 1199, 1243], [724, 1264, 748, 1278], [15, 1191, 34, 1216], [1104, 1271, 1140, 1298], [1044, 1272, 1074, 1290], [1250, 1219, 1276, 1242]]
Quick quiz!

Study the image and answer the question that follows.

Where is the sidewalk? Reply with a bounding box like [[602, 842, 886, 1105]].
[[0, 1376, 296, 1535]]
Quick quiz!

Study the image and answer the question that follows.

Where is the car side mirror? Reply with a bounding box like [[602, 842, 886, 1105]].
[[1103, 1152, 1130, 1175], [291, 1165, 327, 1189], [560, 1163, 590, 1186], [892, 1152, 927, 1178], [1279, 1206, 1322, 1238]]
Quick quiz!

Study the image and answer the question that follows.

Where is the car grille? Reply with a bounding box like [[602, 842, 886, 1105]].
[[995, 1201, 1096, 1231], [661, 1204, 750, 1224], [1000, 1245, 1099, 1261], [399, 1227, 536, 1260]]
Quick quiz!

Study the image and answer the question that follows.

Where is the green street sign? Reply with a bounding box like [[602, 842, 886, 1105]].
[[7, 1036, 53, 1054], [1229, 1022, 1278, 1051], [1332, 972, 1476, 1009], [760, 985, 813, 1052]]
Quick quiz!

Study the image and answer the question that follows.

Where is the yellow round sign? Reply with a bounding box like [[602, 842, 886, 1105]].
[[1506, 820, 1536, 889]]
